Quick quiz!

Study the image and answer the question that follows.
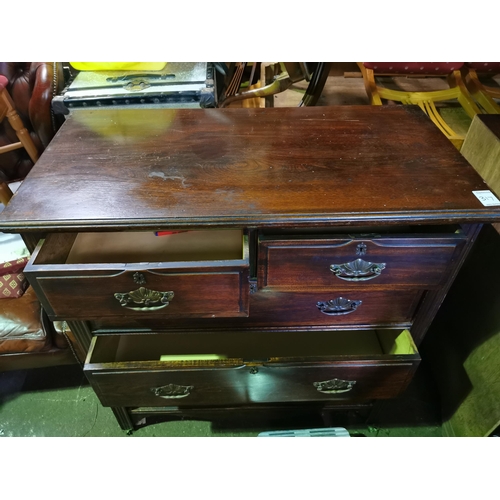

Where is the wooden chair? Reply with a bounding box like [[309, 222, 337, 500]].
[[0, 75, 40, 165], [220, 63, 331, 108], [358, 62, 481, 149], [462, 62, 500, 114]]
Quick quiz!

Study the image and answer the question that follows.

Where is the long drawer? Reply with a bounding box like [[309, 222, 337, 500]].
[[24, 230, 249, 321], [258, 233, 466, 291], [84, 329, 420, 408]]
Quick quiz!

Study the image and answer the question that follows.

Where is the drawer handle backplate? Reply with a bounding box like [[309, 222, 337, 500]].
[[151, 383, 193, 399], [313, 378, 356, 394], [330, 258, 386, 281], [114, 286, 174, 311], [316, 297, 362, 316]]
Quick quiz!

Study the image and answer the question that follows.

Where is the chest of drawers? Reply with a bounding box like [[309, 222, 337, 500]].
[[1, 105, 499, 431]]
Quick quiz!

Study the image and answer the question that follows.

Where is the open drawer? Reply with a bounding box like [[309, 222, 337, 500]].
[[24, 230, 249, 321], [84, 329, 421, 408]]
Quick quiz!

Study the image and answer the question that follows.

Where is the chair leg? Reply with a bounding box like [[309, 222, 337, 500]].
[[357, 63, 383, 105], [0, 88, 39, 164], [0, 181, 14, 205], [448, 70, 482, 118], [462, 68, 500, 114]]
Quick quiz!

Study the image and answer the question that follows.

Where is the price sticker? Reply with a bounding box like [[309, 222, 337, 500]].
[[472, 190, 500, 207]]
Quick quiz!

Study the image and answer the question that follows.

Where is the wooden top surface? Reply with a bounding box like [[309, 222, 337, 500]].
[[1, 105, 499, 232]]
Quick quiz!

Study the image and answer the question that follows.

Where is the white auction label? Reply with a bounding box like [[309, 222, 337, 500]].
[[472, 190, 500, 207]]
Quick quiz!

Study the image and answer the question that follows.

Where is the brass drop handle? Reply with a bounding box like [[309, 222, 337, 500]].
[[151, 383, 193, 399], [330, 258, 386, 282], [313, 378, 356, 394], [316, 297, 362, 316], [114, 287, 174, 311]]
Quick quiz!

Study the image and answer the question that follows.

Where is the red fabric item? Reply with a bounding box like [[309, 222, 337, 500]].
[[466, 62, 500, 73], [0, 74, 8, 90], [0, 256, 29, 298], [363, 63, 463, 75]]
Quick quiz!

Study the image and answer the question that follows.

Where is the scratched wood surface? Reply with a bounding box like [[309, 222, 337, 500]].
[[1, 105, 499, 232]]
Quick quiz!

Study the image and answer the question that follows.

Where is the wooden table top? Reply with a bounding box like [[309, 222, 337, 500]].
[[1, 105, 500, 232]]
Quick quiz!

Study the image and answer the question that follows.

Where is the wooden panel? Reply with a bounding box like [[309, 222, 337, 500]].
[[243, 289, 422, 328], [34, 268, 249, 321], [249, 361, 418, 403], [259, 235, 465, 290], [461, 114, 500, 234], [2, 106, 500, 233], [87, 366, 251, 408]]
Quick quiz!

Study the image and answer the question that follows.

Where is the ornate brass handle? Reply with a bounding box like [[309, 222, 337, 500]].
[[330, 258, 386, 281], [114, 287, 174, 311], [316, 297, 362, 315], [151, 383, 193, 399], [313, 378, 356, 394]]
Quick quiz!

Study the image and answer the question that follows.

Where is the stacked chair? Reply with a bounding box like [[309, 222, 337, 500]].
[[358, 62, 481, 149]]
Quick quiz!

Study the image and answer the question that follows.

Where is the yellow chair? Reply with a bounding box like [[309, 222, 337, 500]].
[[358, 62, 481, 149], [462, 62, 500, 114]]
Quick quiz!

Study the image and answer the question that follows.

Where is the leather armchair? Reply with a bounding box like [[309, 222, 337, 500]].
[[0, 63, 78, 370], [0, 62, 64, 182]]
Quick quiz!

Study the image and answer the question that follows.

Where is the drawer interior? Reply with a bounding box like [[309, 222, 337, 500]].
[[88, 329, 418, 364], [33, 229, 245, 265]]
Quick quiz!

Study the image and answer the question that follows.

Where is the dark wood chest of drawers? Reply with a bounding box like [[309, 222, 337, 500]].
[[2, 105, 499, 431]]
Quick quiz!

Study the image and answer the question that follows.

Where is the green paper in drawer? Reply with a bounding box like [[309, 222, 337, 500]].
[[160, 354, 227, 361]]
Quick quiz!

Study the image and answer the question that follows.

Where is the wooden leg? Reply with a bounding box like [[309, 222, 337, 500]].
[[357, 64, 383, 105], [67, 320, 93, 352], [1, 88, 39, 164], [0, 181, 13, 205], [112, 407, 134, 432]]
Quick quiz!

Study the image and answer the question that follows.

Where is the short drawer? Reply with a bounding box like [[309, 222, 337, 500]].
[[245, 289, 423, 328], [25, 230, 249, 321], [258, 233, 465, 290], [84, 329, 420, 408]]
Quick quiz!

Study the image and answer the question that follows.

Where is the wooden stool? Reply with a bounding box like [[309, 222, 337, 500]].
[[0, 74, 39, 164]]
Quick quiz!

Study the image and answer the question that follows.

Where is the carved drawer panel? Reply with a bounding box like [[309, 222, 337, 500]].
[[84, 329, 420, 408], [244, 289, 423, 328], [258, 233, 466, 291], [24, 230, 249, 321]]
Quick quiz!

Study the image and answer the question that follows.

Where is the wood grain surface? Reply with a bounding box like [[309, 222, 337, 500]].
[[1, 105, 499, 232]]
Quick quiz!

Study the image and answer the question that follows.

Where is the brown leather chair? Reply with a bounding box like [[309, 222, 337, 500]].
[[0, 62, 64, 182], [0, 181, 79, 370], [0, 63, 78, 370]]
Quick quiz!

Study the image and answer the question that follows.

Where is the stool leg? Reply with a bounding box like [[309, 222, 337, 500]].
[[1, 88, 39, 164], [0, 181, 14, 205]]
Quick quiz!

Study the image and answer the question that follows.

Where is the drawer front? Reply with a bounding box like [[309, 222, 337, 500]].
[[86, 365, 250, 408], [259, 235, 464, 290], [86, 358, 419, 408], [249, 360, 419, 403], [244, 289, 422, 328], [33, 268, 249, 321]]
